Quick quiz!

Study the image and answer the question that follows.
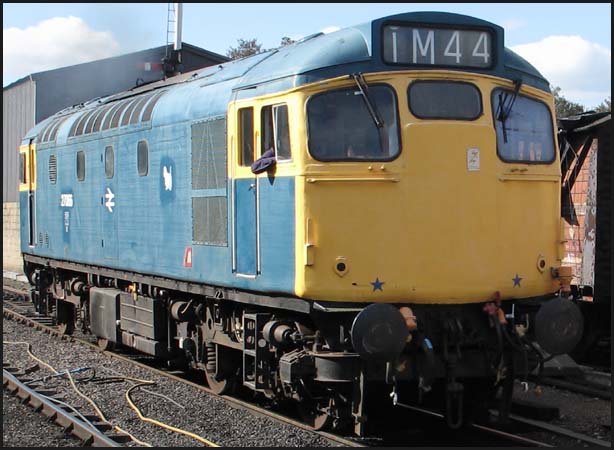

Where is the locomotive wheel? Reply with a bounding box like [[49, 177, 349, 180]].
[[56, 302, 75, 335], [25, 267, 37, 286], [97, 338, 115, 351], [204, 369, 236, 395], [57, 321, 74, 336], [203, 342, 237, 395], [297, 401, 334, 431], [295, 380, 337, 430]]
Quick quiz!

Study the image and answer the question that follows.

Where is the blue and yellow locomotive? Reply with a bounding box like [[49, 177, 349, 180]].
[[19, 11, 584, 433]]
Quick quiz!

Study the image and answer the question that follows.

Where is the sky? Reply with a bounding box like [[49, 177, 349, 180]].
[[3, 3, 611, 108]]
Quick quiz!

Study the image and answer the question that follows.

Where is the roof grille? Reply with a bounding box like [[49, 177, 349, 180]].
[[69, 89, 166, 138], [36, 115, 72, 144]]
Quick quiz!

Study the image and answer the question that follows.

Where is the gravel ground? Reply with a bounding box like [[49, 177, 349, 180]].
[[2, 316, 337, 447], [2, 278, 29, 291], [511, 380, 611, 446], [2, 391, 83, 447]]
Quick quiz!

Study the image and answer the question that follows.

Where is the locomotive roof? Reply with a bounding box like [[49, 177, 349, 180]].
[[24, 11, 549, 144]]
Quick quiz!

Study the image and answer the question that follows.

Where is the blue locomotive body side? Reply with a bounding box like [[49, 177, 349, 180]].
[[20, 80, 295, 295]]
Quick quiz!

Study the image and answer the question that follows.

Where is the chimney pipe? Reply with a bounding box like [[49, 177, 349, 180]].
[[174, 3, 183, 51]]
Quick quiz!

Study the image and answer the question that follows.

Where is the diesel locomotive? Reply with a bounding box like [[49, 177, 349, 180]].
[[18, 11, 584, 433]]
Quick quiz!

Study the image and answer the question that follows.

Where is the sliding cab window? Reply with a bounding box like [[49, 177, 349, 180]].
[[239, 107, 254, 166], [307, 85, 400, 161], [261, 104, 291, 161], [492, 89, 555, 163], [408, 81, 482, 120]]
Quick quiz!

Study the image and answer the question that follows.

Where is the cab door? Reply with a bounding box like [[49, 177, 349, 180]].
[[233, 106, 258, 276]]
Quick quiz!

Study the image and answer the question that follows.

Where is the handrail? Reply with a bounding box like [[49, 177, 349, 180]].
[[306, 177, 400, 183]]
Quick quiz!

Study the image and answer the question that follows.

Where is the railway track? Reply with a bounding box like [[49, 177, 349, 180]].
[[3, 366, 130, 447], [3, 285, 56, 326], [390, 402, 555, 447], [507, 413, 611, 448], [534, 372, 611, 400], [3, 282, 610, 447]]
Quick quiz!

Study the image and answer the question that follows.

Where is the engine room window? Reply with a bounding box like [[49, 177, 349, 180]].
[[105, 145, 114, 179], [76, 151, 85, 181], [137, 140, 149, 176], [262, 104, 292, 161], [492, 89, 555, 163], [239, 107, 254, 166], [308, 85, 400, 161], [408, 81, 482, 120]]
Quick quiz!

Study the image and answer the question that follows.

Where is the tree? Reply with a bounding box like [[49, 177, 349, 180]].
[[225, 36, 298, 61], [280, 36, 296, 47], [552, 86, 585, 118], [594, 96, 611, 113], [226, 38, 263, 60]]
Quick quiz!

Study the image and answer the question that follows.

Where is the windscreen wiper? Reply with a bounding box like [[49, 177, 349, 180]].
[[496, 79, 523, 143], [352, 73, 383, 128]]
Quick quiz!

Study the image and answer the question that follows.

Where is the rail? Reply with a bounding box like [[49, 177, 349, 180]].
[[3, 368, 126, 447]]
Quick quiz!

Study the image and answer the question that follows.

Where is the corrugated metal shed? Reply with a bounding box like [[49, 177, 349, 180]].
[[3, 78, 35, 202], [3, 43, 227, 202]]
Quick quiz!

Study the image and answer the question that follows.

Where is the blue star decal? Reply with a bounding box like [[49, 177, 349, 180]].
[[371, 277, 385, 291], [512, 274, 522, 287]]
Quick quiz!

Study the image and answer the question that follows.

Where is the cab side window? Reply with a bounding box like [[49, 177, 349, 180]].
[[262, 104, 291, 161], [19, 153, 26, 184], [239, 107, 254, 166]]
